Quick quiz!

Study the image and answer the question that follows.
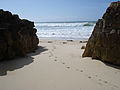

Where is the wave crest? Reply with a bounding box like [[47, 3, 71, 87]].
[[35, 22, 95, 27]]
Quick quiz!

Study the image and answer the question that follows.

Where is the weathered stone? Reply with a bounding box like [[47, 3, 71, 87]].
[[0, 9, 39, 60], [82, 1, 120, 65], [81, 46, 86, 49]]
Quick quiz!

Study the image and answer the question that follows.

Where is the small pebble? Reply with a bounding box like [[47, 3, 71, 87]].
[[63, 42, 67, 44], [48, 41, 52, 43], [81, 46, 86, 49], [80, 41, 83, 43]]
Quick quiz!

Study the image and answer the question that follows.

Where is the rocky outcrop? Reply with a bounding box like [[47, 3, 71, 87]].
[[82, 1, 120, 65], [0, 9, 39, 60]]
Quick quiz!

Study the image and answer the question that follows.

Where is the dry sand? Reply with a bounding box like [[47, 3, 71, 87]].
[[0, 40, 120, 90]]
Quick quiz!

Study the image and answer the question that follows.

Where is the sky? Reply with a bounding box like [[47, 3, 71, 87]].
[[0, 0, 117, 22]]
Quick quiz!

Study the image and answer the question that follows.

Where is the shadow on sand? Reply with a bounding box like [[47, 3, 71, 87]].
[[0, 46, 48, 76], [93, 59, 120, 70], [104, 62, 120, 70]]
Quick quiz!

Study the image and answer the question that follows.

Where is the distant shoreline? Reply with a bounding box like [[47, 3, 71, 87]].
[[38, 37, 89, 41], [35, 21, 97, 23]]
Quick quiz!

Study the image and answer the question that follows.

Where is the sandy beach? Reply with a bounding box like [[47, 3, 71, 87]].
[[0, 40, 120, 90]]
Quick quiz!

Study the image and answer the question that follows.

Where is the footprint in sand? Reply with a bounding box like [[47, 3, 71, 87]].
[[49, 54, 53, 57], [62, 62, 65, 64], [104, 81, 108, 84], [98, 79, 102, 81], [98, 79, 108, 84], [95, 75, 98, 77], [98, 79, 119, 89], [49, 55, 52, 57], [66, 67, 70, 69], [54, 59, 57, 61], [88, 76, 92, 79], [80, 70, 83, 72]]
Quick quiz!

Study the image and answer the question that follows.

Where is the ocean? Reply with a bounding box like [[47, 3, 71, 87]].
[[35, 21, 96, 40]]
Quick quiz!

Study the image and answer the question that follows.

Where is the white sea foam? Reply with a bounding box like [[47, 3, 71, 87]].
[[35, 22, 90, 27], [35, 21, 95, 40]]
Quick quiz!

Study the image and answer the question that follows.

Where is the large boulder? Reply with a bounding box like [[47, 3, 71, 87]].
[[82, 1, 120, 65], [0, 9, 39, 60]]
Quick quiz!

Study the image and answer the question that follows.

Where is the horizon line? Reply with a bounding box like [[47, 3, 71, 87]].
[[34, 20, 97, 23]]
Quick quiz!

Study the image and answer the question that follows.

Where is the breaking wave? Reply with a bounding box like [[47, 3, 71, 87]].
[[35, 21, 96, 40]]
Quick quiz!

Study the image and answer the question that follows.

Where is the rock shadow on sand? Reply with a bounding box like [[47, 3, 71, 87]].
[[29, 46, 48, 56], [104, 62, 120, 70], [93, 59, 120, 70], [0, 46, 48, 76]]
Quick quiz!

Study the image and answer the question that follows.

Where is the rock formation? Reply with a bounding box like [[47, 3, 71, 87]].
[[0, 9, 39, 60], [82, 1, 120, 65]]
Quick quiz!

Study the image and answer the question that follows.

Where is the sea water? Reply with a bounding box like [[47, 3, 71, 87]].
[[35, 21, 96, 40]]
